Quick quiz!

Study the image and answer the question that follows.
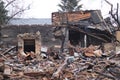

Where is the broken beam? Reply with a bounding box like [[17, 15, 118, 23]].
[[70, 26, 108, 42]]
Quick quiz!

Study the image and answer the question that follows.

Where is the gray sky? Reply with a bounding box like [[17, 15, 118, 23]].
[[22, 0, 120, 18]]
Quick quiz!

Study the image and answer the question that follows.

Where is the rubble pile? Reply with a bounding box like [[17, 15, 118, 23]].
[[0, 45, 120, 80]]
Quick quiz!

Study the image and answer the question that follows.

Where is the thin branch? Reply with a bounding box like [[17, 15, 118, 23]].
[[4, 0, 16, 8], [104, 0, 113, 6], [104, 0, 120, 29], [6, 8, 28, 23]]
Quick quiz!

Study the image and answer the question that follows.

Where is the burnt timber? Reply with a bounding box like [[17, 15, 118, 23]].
[[52, 10, 115, 48]]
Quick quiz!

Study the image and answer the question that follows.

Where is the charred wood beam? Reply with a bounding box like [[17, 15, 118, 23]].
[[73, 65, 89, 74], [92, 33, 113, 41], [2, 46, 16, 55], [52, 57, 68, 78], [108, 68, 120, 79], [69, 26, 108, 42], [94, 71, 116, 80], [60, 27, 69, 53], [102, 20, 112, 34], [0, 52, 8, 61], [0, 46, 16, 61]]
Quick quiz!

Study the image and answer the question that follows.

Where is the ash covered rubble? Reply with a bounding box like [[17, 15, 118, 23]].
[[0, 10, 120, 80]]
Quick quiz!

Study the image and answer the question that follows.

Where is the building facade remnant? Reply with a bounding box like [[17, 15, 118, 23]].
[[17, 31, 41, 59]]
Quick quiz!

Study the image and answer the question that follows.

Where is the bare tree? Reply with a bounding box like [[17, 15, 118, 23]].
[[3, 0, 31, 23], [104, 0, 120, 30]]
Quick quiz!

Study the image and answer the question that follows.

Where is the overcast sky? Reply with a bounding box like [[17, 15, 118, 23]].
[[22, 0, 120, 18]]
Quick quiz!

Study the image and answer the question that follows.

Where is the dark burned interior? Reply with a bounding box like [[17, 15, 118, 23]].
[[53, 10, 115, 48], [24, 39, 35, 53], [53, 26, 114, 47], [69, 26, 113, 47]]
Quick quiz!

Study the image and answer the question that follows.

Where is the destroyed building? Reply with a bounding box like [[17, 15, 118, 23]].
[[0, 9, 120, 80], [0, 10, 118, 51], [52, 10, 115, 48]]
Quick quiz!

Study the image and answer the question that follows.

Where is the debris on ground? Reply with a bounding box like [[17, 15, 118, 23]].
[[0, 44, 120, 80]]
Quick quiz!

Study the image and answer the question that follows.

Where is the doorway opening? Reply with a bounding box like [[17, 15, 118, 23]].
[[24, 39, 35, 53]]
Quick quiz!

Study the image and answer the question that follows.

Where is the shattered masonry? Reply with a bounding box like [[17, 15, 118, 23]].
[[0, 10, 120, 80]]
